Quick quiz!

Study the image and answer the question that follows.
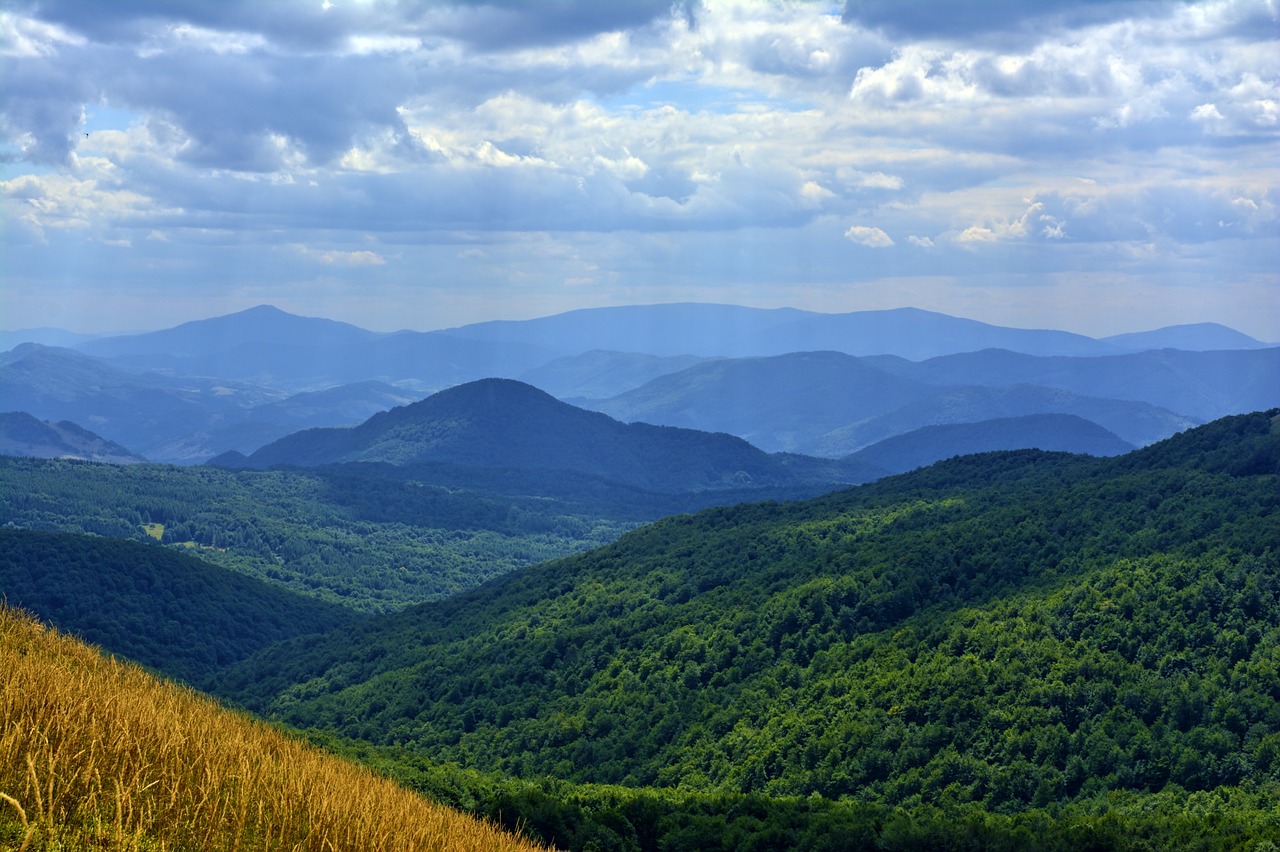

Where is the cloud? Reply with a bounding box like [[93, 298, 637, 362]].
[[841, 0, 1192, 44], [293, 245, 386, 266], [0, 0, 1276, 340], [844, 225, 894, 247]]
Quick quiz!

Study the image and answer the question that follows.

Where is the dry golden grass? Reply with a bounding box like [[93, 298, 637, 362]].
[[0, 605, 552, 851]]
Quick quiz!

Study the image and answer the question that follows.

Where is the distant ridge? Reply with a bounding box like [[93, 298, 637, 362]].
[[0, 411, 146, 463], [221, 378, 881, 492], [847, 413, 1135, 474], [444, 303, 1115, 359], [79, 304, 381, 358], [1102, 322, 1268, 352]]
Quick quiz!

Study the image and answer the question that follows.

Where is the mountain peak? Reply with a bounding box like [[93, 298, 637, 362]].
[[232, 378, 876, 492]]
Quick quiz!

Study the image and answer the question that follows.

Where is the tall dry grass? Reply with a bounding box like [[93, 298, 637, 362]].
[[0, 604, 551, 851]]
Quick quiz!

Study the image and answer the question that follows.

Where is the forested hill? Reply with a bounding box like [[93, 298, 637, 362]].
[[222, 378, 882, 492], [0, 529, 356, 682], [211, 410, 1280, 815]]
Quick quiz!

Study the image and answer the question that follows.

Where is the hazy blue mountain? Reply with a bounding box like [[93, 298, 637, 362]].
[[155, 381, 423, 462], [445, 303, 1117, 359], [236, 380, 416, 428], [1102, 322, 1270, 352], [867, 347, 1280, 423], [584, 351, 937, 452], [766, 307, 1110, 359], [0, 412, 146, 463], [78, 305, 559, 392], [0, 344, 279, 461], [228, 378, 882, 492], [847, 413, 1134, 474], [0, 327, 102, 351], [800, 384, 1196, 457], [443, 303, 808, 358], [519, 350, 709, 400], [79, 304, 381, 359], [0, 344, 421, 462], [357, 331, 560, 394]]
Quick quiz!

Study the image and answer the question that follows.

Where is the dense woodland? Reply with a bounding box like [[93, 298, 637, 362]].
[[0, 528, 354, 681], [0, 456, 651, 610], [2, 411, 1277, 849], [200, 411, 1280, 848]]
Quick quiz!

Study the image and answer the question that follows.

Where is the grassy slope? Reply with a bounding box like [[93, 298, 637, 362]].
[[0, 604, 548, 852]]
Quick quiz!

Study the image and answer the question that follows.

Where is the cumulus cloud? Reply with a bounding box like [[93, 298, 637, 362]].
[[845, 225, 894, 247], [1, 0, 1276, 339]]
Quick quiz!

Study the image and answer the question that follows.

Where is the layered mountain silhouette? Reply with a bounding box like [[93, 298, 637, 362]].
[[799, 384, 1195, 457], [866, 347, 1280, 423], [2, 305, 1275, 465], [583, 352, 1198, 455], [77, 304, 558, 392], [0, 412, 145, 463], [584, 351, 937, 452], [214, 378, 882, 492], [1101, 322, 1272, 352], [847, 413, 1134, 474]]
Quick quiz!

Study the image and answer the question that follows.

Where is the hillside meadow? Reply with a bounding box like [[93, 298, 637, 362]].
[[0, 604, 549, 852]]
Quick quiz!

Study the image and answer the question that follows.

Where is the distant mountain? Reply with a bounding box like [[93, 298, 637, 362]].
[[800, 384, 1195, 456], [868, 347, 1280, 424], [585, 351, 936, 452], [179, 381, 421, 461], [847, 413, 1134, 474], [80, 304, 381, 360], [0, 345, 432, 463], [0, 343, 278, 461], [445, 303, 1117, 359], [226, 378, 881, 492], [0, 327, 102, 351], [0, 412, 146, 463], [78, 304, 558, 393], [579, 352, 1193, 456], [519, 350, 709, 400], [1102, 323, 1270, 352], [15, 305, 1274, 466]]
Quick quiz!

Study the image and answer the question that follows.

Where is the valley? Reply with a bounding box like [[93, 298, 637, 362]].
[[1, 304, 1278, 850]]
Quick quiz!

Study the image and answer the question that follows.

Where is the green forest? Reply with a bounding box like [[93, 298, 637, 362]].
[[0, 457, 657, 611], [3, 411, 1278, 849], [206, 411, 1280, 849]]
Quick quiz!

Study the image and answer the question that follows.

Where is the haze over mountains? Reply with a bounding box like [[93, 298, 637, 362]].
[[1, 303, 1275, 466], [214, 378, 881, 492]]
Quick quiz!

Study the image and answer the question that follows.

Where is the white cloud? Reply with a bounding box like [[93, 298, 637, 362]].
[[0, 11, 85, 58], [293, 245, 386, 265], [0, 0, 1276, 339], [844, 225, 894, 247]]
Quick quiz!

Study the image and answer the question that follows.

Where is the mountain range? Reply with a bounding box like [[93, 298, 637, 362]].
[[213, 378, 882, 492], [0, 303, 1275, 465]]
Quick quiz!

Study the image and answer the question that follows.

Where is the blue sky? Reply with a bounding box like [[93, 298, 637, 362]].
[[2, 0, 1277, 339]]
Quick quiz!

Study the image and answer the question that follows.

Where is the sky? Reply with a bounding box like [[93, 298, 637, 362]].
[[1, 0, 1277, 340]]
